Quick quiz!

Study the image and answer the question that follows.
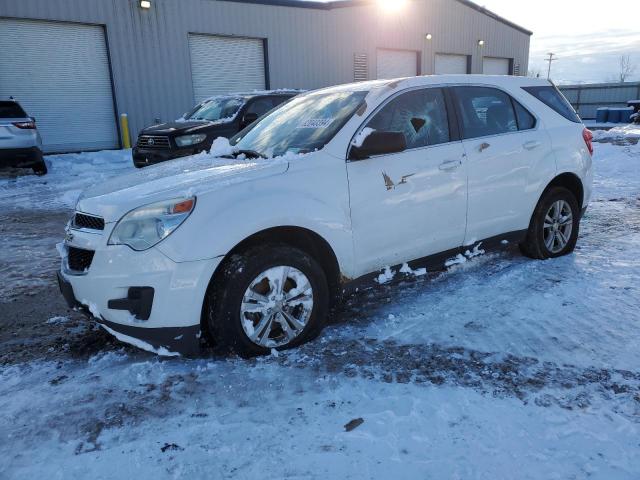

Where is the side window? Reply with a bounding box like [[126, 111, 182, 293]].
[[271, 96, 291, 109], [522, 86, 581, 123], [513, 100, 536, 130], [364, 88, 450, 150], [246, 98, 275, 117], [453, 86, 518, 139]]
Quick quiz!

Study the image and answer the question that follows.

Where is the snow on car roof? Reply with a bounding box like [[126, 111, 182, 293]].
[[202, 89, 304, 103]]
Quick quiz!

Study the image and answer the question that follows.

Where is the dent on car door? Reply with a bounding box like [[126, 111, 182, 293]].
[[452, 86, 550, 244], [346, 87, 468, 276]]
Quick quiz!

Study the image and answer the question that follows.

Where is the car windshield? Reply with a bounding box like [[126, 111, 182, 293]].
[[186, 97, 244, 122], [230, 91, 368, 158]]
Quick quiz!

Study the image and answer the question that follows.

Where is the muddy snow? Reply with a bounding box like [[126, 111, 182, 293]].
[[1, 128, 639, 479]]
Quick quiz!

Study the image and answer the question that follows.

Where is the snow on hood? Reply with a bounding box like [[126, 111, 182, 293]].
[[76, 138, 289, 222]]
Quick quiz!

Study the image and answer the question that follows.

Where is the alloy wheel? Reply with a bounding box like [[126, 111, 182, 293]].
[[543, 200, 573, 254], [240, 266, 314, 348]]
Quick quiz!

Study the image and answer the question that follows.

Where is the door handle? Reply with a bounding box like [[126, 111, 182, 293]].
[[439, 159, 462, 171], [523, 140, 542, 150], [479, 142, 491, 152]]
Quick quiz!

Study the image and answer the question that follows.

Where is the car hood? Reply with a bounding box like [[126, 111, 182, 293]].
[[76, 154, 289, 222], [141, 120, 232, 136]]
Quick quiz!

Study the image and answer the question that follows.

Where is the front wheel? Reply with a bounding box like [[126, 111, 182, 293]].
[[520, 186, 580, 259], [32, 157, 47, 176], [206, 245, 329, 357]]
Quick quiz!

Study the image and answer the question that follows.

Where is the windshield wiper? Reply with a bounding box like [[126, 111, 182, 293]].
[[233, 149, 267, 159]]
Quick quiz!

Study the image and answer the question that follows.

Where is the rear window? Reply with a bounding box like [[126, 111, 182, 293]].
[[0, 101, 27, 119], [522, 86, 581, 123]]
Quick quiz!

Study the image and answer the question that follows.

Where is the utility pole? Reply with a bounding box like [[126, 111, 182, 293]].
[[545, 53, 557, 80]]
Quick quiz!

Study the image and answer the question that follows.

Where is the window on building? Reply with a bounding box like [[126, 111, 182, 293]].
[[364, 88, 450, 150]]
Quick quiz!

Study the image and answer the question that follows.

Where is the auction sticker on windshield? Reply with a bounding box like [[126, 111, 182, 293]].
[[298, 118, 334, 129]]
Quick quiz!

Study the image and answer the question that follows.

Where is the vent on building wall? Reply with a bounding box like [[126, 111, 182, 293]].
[[354, 53, 368, 82]]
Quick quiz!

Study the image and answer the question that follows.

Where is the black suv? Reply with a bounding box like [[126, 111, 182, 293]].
[[132, 91, 299, 167]]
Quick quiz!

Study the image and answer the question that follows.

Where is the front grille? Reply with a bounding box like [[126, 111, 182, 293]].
[[137, 135, 171, 149], [73, 213, 105, 231], [67, 247, 95, 273]]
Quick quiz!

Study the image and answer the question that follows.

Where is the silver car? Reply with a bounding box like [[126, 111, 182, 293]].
[[0, 99, 47, 175]]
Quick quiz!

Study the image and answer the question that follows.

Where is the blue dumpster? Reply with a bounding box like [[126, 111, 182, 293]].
[[596, 108, 609, 123], [608, 109, 622, 123]]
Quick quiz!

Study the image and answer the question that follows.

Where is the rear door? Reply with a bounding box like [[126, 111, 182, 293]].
[[452, 86, 550, 243], [347, 87, 467, 274]]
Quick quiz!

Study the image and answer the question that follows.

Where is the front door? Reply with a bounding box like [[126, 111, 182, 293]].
[[347, 87, 468, 276]]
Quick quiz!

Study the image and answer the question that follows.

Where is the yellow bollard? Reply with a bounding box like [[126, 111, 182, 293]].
[[120, 113, 131, 149]]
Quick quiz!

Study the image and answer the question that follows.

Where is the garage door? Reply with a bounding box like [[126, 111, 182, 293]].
[[483, 57, 511, 75], [0, 19, 118, 153], [376, 49, 418, 80], [189, 34, 266, 104], [435, 54, 469, 74]]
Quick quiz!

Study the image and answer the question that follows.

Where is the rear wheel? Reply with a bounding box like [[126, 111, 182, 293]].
[[206, 245, 329, 357], [520, 186, 580, 259]]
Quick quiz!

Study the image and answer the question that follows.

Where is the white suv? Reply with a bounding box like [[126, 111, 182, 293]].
[[57, 75, 593, 356]]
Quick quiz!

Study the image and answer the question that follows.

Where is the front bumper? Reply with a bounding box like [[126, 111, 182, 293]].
[[0, 147, 43, 168], [57, 272, 200, 355], [132, 145, 205, 168], [58, 230, 222, 356]]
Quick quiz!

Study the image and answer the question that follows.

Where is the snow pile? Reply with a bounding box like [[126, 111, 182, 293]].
[[591, 137, 640, 200], [375, 266, 396, 284], [399, 262, 427, 277], [591, 124, 640, 141], [0, 149, 132, 210]]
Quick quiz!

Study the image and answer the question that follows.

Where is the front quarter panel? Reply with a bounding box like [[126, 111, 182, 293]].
[[156, 152, 355, 276]]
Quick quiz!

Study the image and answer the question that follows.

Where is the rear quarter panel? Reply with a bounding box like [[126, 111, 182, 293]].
[[511, 87, 592, 213]]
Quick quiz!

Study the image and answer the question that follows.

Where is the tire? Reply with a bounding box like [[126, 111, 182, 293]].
[[520, 186, 580, 260], [205, 244, 329, 357], [32, 161, 47, 176]]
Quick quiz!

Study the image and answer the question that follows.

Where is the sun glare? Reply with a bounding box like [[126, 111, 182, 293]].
[[376, 0, 408, 13]]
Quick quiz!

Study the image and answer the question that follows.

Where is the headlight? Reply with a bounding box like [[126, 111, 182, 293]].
[[175, 134, 207, 147], [108, 198, 196, 251]]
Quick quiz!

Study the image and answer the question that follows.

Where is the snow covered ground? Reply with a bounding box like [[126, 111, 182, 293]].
[[1, 128, 639, 479]]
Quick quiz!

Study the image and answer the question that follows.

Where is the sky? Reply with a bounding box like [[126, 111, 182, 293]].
[[477, 0, 640, 84], [313, 0, 640, 85]]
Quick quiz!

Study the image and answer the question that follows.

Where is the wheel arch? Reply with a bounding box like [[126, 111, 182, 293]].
[[543, 172, 584, 209], [200, 226, 342, 338]]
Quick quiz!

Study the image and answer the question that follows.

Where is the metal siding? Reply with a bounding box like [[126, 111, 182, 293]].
[[559, 82, 640, 119], [0, 18, 118, 152], [0, 0, 531, 150]]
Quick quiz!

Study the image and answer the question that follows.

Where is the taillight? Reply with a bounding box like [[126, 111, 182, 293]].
[[13, 121, 36, 130], [582, 128, 594, 156]]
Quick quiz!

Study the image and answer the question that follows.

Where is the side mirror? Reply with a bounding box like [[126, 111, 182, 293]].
[[349, 131, 407, 160], [241, 112, 259, 128], [30, 116, 36, 123]]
